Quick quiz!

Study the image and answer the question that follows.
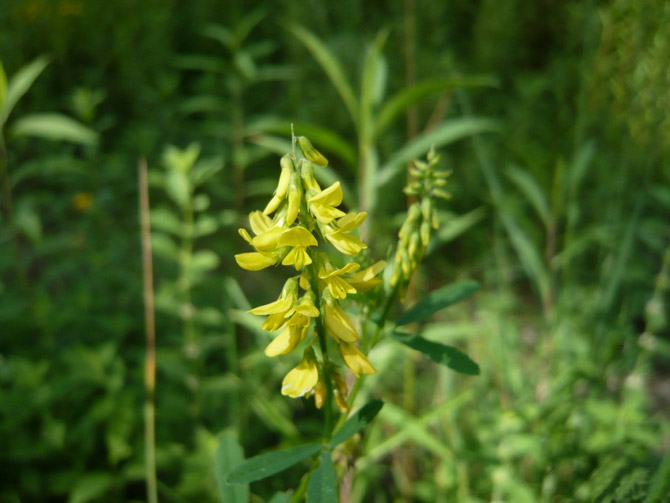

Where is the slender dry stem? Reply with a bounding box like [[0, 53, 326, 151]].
[[139, 157, 158, 503]]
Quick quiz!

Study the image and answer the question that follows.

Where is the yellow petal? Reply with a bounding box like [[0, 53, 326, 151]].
[[263, 194, 282, 215], [318, 262, 360, 279], [249, 211, 273, 235], [347, 260, 386, 292], [333, 212, 367, 233], [323, 276, 356, 300], [339, 343, 376, 377], [265, 327, 302, 357], [282, 247, 312, 270], [238, 228, 253, 244], [281, 353, 319, 398], [279, 227, 318, 247], [262, 312, 289, 331], [251, 226, 283, 252], [324, 300, 358, 343], [325, 232, 367, 255], [235, 252, 277, 271], [309, 182, 343, 207], [249, 296, 294, 315]]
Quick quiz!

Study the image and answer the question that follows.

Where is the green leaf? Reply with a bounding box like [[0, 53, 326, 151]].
[[215, 430, 249, 503], [396, 280, 480, 325], [378, 118, 498, 186], [191, 157, 224, 187], [391, 332, 479, 375], [286, 23, 358, 124], [202, 24, 235, 49], [0, 56, 49, 127], [12, 113, 98, 145], [67, 472, 113, 503], [505, 164, 552, 229], [329, 399, 383, 448], [226, 443, 322, 483], [375, 76, 498, 138], [307, 452, 338, 503], [360, 30, 389, 140]]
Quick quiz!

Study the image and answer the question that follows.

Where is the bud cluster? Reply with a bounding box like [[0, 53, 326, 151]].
[[391, 147, 450, 288]]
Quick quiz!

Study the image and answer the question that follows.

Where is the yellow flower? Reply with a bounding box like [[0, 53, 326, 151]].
[[238, 211, 283, 252], [248, 277, 298, 315], [235, 251, 278, 271], [287, 290, 320, 318], [308, 182, 346, 224], [318, 262, 359, 299], [278, 226, 318, 270], [308, 379, 327, 408], [264, 155, 293, 215], [264, 313, 310, 357], [300, 160, 321, 192], [323, 295, 358, 343], [281, 349, 319, 398], [346, 260, 386, 292], [325, 212, 368, 255], [286, 171, 302, 225], [339, 342, 376, 377]]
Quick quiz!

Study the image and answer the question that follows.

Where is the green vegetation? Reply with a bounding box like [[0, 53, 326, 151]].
[[1, 1, 669, 502]]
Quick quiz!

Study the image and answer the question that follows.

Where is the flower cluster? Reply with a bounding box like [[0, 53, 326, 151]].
[[236, 136, 385, 407], [391, 147, 450, 290]]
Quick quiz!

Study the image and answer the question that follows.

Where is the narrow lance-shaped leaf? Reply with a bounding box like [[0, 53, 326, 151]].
[[505, 164, 552, 229], [0, 56, 49, 127], [391, 331, 480, 375], [374, 76, 498, 139], [286, 23, 358, 125], [378, 118, 498, 186], [307, 452, 338, 503], [215, 431, 249, 503], [329, 399, 383, 448], [226, 443, 322, 483], [396, 280, 480, 326], [12, 113, 99, 146]]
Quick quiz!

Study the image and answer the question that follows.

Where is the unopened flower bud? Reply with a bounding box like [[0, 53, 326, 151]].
[[297, 136, 328, 167]]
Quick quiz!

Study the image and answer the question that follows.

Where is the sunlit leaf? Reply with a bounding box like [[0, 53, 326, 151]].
[[0, 56, 49, 126], [12, 113, 98, 145]]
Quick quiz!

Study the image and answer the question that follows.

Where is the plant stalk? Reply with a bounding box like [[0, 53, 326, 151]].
[[138, 157, 159, 503]]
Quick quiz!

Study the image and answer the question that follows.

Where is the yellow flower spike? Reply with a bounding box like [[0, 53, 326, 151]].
[[235, 251, 278, 271], [264, 155, 294, 215], [347, 260, 387, 292], [338, 342, 377, 377], [308, 182, 346, 224], [318, 262, 359, 299], [323, 295, 359, 343], [279, 227, 318, 270], [248, 277, 299, 315], [281, 348, 319, 398]]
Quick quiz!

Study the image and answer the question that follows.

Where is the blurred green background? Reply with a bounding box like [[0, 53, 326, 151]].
[[1, 0, 669, 502]]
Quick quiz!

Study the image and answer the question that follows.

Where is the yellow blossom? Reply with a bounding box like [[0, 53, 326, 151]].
[[325, 212, 368, 255], [238, 211, 283, 252], [318, 262, 359, 299], [339, 342, 377, 377], [281, 349, 319, 398], [234, 251, 278, 271], [286, 171, 302, 225], [308, 182, 346, 224], [287, 290, 320, 318], [346, 260, 386, 292], [279, 226, 318, 270], [324, 296, 358, 343], [248, 277, 298, 315], [264, 313, 310, 357]]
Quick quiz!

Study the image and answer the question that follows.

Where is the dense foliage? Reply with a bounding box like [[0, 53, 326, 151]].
[[1, 0, 669, 502]]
